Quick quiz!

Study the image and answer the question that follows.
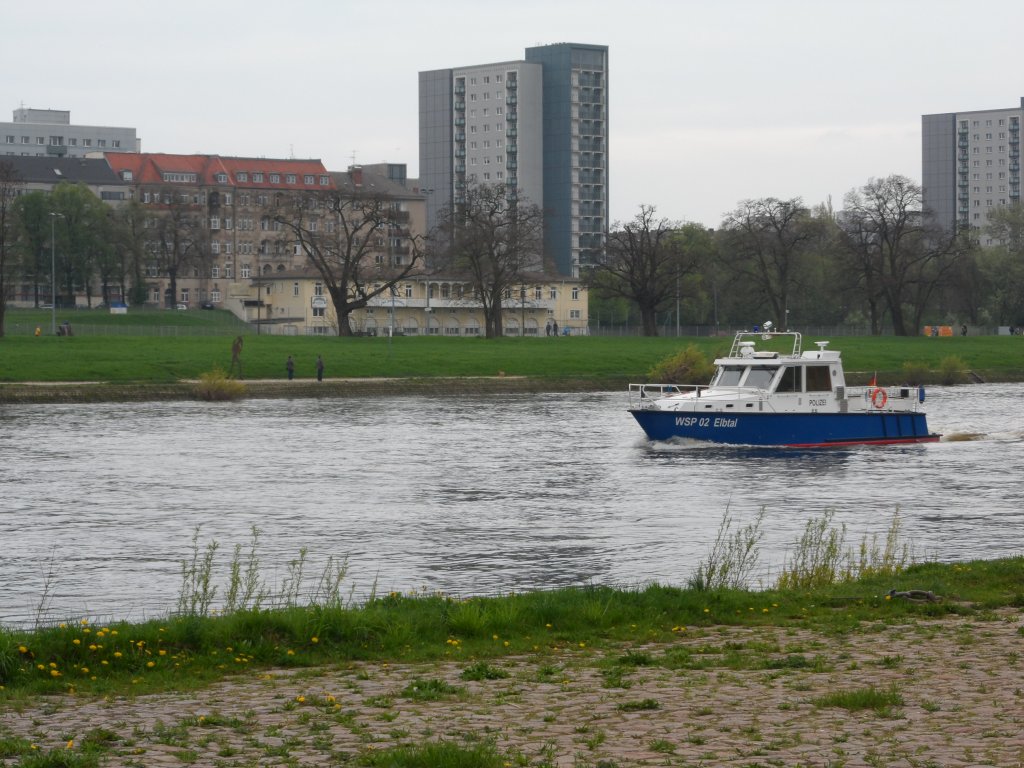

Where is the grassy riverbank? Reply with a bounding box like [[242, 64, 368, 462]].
[[1, 553, 1022, 766], [2, 330, 1022, 386]]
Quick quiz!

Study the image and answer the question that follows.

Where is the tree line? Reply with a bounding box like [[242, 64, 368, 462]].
[[3, 160, 1022, 338], [592, 175, 1024, 336]]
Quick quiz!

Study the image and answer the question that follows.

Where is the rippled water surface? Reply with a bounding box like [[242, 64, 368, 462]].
[[2, 384, 1022, 625]]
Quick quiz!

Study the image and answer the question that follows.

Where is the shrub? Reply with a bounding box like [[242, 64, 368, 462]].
[[899, 360, 932, 386], [193, 367, 246, 401], [938, 355, 968, 385], [647, 344, 715, 384]]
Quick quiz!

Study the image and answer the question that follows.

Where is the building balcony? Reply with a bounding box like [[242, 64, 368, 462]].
[[454, 117, 465, 126], [506, 79, 517, 89], [506, 96, 518, 105], [455, 149, 466, 158], [1011, 164, 1021, 172], [454, 101, 465, 111], [455, 163, 465, 173]]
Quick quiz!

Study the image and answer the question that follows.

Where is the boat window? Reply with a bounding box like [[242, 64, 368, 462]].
[[806, 365, 832, 392], [714, 366, 744, 387], [743, 366, 776, 390], [776, 366, 801, 393]]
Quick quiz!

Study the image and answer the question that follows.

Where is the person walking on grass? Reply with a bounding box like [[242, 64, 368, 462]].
[[286, 355, 295, 380], [316, 354, 324, 382]]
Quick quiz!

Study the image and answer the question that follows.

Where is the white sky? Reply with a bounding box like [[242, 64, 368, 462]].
[[3, 0, 1022, 228]]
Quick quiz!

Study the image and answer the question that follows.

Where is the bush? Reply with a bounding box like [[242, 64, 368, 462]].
[[648, 344, 715, 383], [938, 355, 968, 385], [193, 367, 247, 401], [899, 360, 932, 386]]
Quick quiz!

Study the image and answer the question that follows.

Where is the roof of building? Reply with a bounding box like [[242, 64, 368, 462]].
[[331, 167, 425, 199], [103, 153, 334, 190], [2, 156, 123, 186]]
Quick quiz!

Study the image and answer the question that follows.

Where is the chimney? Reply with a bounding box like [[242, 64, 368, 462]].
[[350, 166, 363, 187]]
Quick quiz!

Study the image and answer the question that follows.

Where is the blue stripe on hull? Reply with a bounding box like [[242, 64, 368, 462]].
[[629, 410, 938, 447]]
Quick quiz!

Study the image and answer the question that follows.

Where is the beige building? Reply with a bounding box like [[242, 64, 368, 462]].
[[253, 267, 589, 336]]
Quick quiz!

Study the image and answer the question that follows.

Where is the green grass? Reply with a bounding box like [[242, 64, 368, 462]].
[[1, 555, 1021, 701], [1, 312, 1022, 384]]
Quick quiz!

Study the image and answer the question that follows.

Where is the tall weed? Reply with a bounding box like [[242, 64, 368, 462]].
[[689, 508, 765, 590]]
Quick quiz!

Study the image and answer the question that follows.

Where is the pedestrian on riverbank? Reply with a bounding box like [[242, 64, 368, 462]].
[[286, 355, 295, 380], [315, 355, 324, 382]]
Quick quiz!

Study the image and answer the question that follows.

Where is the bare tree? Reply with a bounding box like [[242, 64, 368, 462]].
[[719, 197, 819, 329], [432, 184, 545, 338], [839, 176, 965, 336], [980, 202, 1024, 324], [273, 186, 423, 336], [591, 205, 709, 336], [149, 187, 207, 308], [0, 160, 24, 336]]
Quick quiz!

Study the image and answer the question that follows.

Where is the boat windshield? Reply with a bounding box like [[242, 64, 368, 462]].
[[743, 366, 776, 390], [713, 366, 744, 387]]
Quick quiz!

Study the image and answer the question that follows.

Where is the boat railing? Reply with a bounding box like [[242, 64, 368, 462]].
[[728, 330, 802, 358], [628, 383, 770, 409]]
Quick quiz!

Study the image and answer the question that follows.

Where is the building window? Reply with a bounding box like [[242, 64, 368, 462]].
[[241, 264, 251, 278], [286, 173, 296, 184], [570, 309, 581, 319], [237, 172, 248, 182], [210, 217, 220, 230], [211, 264, 220, 277], [216, 173, 228, 183], [211, 290, 221, 303], [36, 136, 45, 145], [572, 286, 580, 300], [320, 175, 329, 185], [304, 174, 314, 184], [293, 281, 300, 296], [253, 172, 264, 183], [549, 287, 557, 300], [224, 263, 233, 276], [314, 282, 323, 296], [181, 289, 189, 303]]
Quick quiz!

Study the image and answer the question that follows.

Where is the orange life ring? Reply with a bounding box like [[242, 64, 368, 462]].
[[871, 387, 888, 409]]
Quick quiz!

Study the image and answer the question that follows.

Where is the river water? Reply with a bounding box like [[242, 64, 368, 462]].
[[1, 384, 1022, 627]]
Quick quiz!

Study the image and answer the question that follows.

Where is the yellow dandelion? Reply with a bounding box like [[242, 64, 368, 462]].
[[286, 649, 295, 656], [492, 634, 499, 640], [311, 637, 319, 644], [66, 739, 74, 749], [101, 660, 108, 666], [146, 661, 155, 668], [762, 608, 770, 613], [703, 608, 710, 613], [89, 644, 97, 651], [159, 649, 167, 656], [325, 694, 336, 704], [578, 642, 586, 648], [503, 641, 510, 647], [37, 664, 45, 671], [545, 623, 552, 629], [50, 670, 61, 677], [80, 667, 89, 674], [18, 645, 28, 653], [114, 652, 122, 658], [295, 695, 306, 703], [72, 639, 81, 645], [49, 662, 57, 668]]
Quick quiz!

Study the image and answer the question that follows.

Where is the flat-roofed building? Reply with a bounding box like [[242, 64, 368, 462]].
[[2, 108, 138, 159]]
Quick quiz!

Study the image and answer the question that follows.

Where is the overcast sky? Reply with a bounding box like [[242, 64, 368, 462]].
[[3, 0, 1022, 228]]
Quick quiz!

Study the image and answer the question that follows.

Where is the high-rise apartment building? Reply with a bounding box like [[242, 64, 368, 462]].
[[419, 43, 608, 277], [922, 98, 1022, 239], [2, 108, 138, 158]]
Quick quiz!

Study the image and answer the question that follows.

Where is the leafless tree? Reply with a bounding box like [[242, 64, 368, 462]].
[[432, 184, 545, 338], [149, 187, 208, 307], [0, 161, 24, 336], [273, 187, 423, 336], [839, 176, 965, 335], [590, 205, 710, 336], [719, 197, 820, 329]]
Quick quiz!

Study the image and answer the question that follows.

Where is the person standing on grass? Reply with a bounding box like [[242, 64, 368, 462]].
[[316, 354, 324, 382], [286, 355, 295, 380]]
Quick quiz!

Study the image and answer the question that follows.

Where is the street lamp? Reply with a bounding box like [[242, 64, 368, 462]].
[[49, 212, 64, 335]]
